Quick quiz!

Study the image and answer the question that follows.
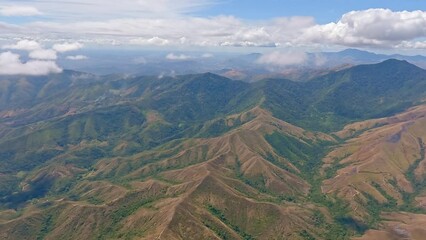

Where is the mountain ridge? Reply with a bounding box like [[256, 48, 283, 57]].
[[1, 59, 426, 239]]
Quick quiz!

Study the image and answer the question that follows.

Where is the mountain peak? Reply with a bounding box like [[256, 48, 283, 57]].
[[339, 48, 371, 54], [337, 48, 379, 58], [381, 58, 409, 64], [186, 72, 232, 82], [375, 58, 421, 69]]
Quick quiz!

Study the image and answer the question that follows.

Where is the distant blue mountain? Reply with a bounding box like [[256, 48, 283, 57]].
[[316, 48, 426, 68]]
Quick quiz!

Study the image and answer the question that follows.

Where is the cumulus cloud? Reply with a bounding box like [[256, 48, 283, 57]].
[[257, 51, 308, 67], [2, 40, 42, 51], [0, 5, 42, 16], [397, 41, 426, 49], [130, 37, 170, 46], [66, 55, 88, 60], [0, 39, 80, 75], [0, 51, 61, 75], [29, 49, 57, 60], [220, 41, 277, 48], [166, 53, 192, 60], [52, 42, 83, 52], [299, 9, 426, 48]]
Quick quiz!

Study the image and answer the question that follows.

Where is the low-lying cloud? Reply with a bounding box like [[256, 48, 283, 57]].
[[257, 51, 308, 67], [53, 42, 84, 52], [66, 55, 88, 60], [29, 49, 57, 60], [0, 51, 61, 75], [166, 53, 192, 60], [3, 40, 42, 51], [0, 40, 84, 75], [130, 37, 170, 46]]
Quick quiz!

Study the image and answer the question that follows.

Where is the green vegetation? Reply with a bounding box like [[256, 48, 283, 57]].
[[308, 188, 355, 239], [1, 176, 54, 209], [400, 138, 426, 213], [265, 131, 359, 239], [299, 230, 316, 240], [207, 204, 254, 240], [36, 214, 55, 240], [203, 219, 235, 240], [1, 60, 426, 239], [87, 196, 104, 205], [259, 59, 426, 131], [265, 132, 329, 180], [98, 192, 165, 239]]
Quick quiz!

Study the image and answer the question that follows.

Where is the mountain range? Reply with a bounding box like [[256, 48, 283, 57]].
[[0, 59, 426, 239], [62, 49, 426, 82]]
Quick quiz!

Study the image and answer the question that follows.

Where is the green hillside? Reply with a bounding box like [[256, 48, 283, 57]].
[[1, 59, 426, 239]]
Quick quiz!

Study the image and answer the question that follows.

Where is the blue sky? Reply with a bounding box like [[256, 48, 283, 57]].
[[1, 0, 425, 24], [200, 0, 425, 23]]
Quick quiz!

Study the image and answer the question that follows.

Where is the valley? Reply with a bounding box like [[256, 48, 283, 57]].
[[0, 60, 426, 239]]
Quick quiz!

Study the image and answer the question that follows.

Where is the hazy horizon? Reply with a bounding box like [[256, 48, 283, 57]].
[[0, 1, 426, 76]]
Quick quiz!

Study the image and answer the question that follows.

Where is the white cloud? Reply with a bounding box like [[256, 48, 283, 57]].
[[0, 5, 42, 16], [0, 11, 314, 49], [257, 51, 308, 67], [29, 49, 57, 60], [66, 55, 88, 60], [0, 51, 61, 75], [2, 40, 42, 51], [312, 53, 327, 66], [3, 0, 216, 20], [0, 14, 295, 50], [201, 53, 213, 58], [220, 41, 277, 47], [224, 27, 278, 47], [0, 6, 424, 51], [397, 41, 426, 49], [135, 0, 216, 15], [130, 37, 170, 46], [299, 9, 426, 48], [53, 42, 83, 52], [166, 53, 192, 60]]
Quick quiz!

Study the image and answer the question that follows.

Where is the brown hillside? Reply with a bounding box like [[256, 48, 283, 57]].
[[322, 105, 426, 216], [0, 107, 334, 239]]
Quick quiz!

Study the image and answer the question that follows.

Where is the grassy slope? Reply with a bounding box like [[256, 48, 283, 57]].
[[0, 108, 337, 239], [0, 60, 426, 239]]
